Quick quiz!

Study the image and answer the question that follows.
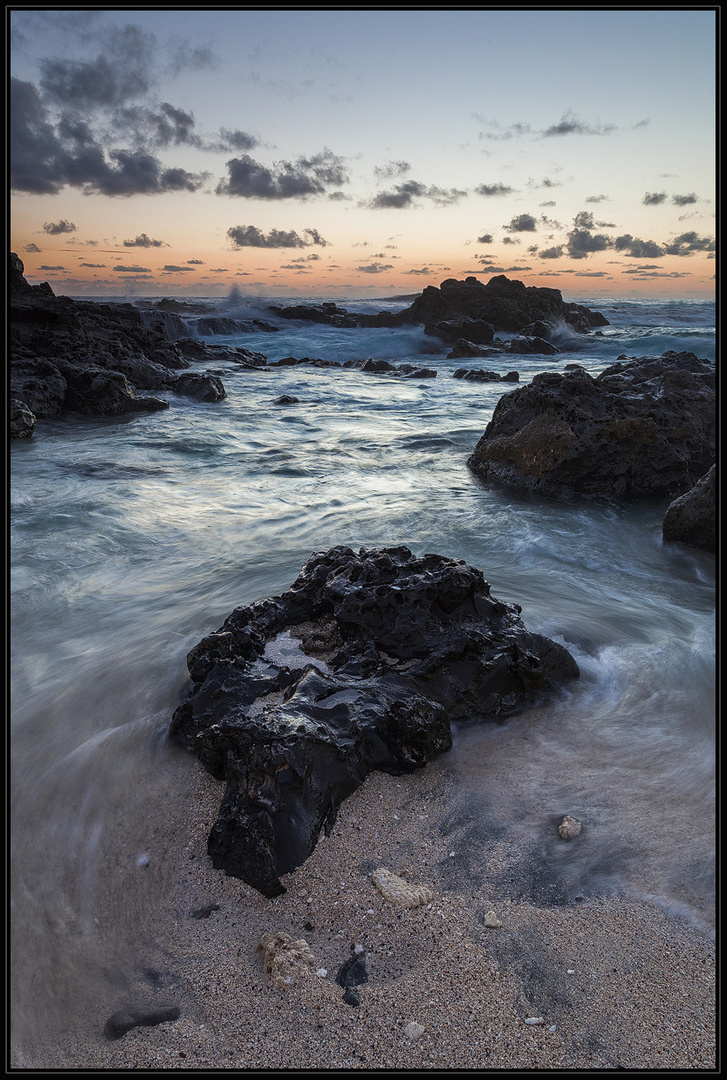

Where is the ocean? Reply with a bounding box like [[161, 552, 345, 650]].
[[10, 292, 716, 1030]]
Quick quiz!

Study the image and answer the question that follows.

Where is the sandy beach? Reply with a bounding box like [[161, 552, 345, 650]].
[[10, 731, 716, 1071]]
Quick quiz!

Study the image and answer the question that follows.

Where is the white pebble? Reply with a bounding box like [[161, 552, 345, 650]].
[[136, 852, 150, 867], [525, 1017, 545, 1025], [354, 944, 364, 954], [404, 1021, 425, 1041], [316, 968, 327, 978]]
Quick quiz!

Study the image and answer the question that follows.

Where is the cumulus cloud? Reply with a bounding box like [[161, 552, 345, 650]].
[[187, 258, 204, 264], [474, 182, 514, 197], [585, 194, 609, 203], [24, 243, 41, 252], [356, 262, 394, 273], [642, 191, 668, 205], [161, 264, 195, 272], [574, 210, 615, 229], [566, 228, 613, 259], [503, 213, 538, 232], [79, 262, 106, 267], [39, 264, 65, 270], [365, 180, 466, 209], [613, 234, 664, 258], [540, 245, 564, 259], [123, 233, 166, 247], [112, 263, 151, 272], [39, 24, 156, 109], [227, 225, 330, 248], [43, 219, 76, 234], [477, 233, 493, 243], [403, 267, 433, 275], [662, 231, 715, 256], [672, 193, 699, 206], [217, 150, 349, 199]]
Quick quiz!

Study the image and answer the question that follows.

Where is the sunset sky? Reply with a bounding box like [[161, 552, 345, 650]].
[[10, 8, 717, 300]]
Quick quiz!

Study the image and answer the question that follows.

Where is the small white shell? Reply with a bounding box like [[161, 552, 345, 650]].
[[371, 867, 434, 908]]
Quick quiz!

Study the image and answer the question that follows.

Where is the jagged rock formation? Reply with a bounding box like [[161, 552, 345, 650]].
[[170, 544, 579, 897], [662, 465, 716, 552]]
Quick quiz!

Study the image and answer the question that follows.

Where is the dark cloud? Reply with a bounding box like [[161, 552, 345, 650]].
[[217, 150, 349, 199], [566, 228, 613, 259], [642, 191, 668, 205], [43, 219, 77, 234], [613, 234, 664, 258], [187, 259, 204, 264], [39, 24, 156, 108], [112, 264, 151, 272], [672, 193, 699, 206], [356, 262, 394, 273], [478, 120, 532, 141], [213, 128, 259, 152], [662, 231, 715, 256], [403, 267, 433, 275], [39, 264, 65, 270], [365, 181, 466, 209], [109, 102, 200, 149], [585, 194, 609, 203], [543, 110, 615, 137], [24, 243, 42, 252], [477, 233, 493, 244], [573, 211, 615, 229], [123, 233, 166, 248], [540, 246, 564, 259], [11, 79, 207, 195], [161, 264, 195, 272], [210, 268, 229, 272], [227, 225, 330, 248], [502, 236, 520, 245], [166, 40, 218, 77], [504, 213, 538, 232], [80, 262, 106, 267], [474, 183, 514, 197]]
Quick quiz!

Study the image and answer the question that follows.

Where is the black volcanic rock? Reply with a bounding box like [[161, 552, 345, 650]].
[[467, 351, 715, 500], [9, 253, 236, 435], [169, 544, 579, 897], [662, 465, 716, 552], [454, 369, 519, 383], [267, 302, 358, 328], [425, 316, 496, 345], [399, 276, 609, 333]]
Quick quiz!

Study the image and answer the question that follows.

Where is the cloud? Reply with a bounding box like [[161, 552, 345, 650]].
[[187, 259, 204, 264], [474, 183, 514, 197], [477, 233, 493, 244], [662, 231, 715, 256], [217, 150, 349, 198], [10, 80, 208, 195], [613, 234, 664, 258], [566, 228, 613, 259], [365, 180, 466, 209], [477, 119, 532, 141], [79, 262, 106, 267], [39, 264, 65, 270], [539, 246, 564, 259], [39, 24, 156, 109], [24, 243, 41, 252], [212, 128, 259, 152], [403, 267, 433, 275], [43, 218, 76, 234], [356, 262, 394, 273], [374, 160, 411, 180], [161, 264, 195, 272], [166, 39, 218, 77], [227, 225, 330, 248], [573, 211, 615, 229], [672, 193, 699, 206], [642, 191, 668, 205], [503, 213, 538, 232], [112, 264, 152, 272], [123, 233, 166, 247], [585, 194, 609, 203], [542, 110, 616, 137]]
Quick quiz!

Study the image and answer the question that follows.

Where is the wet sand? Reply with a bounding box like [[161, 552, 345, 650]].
[[10, 738, 716, 1071]]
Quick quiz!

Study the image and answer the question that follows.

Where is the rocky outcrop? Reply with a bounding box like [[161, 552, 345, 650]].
[[662, 465, 716, 552], [265, 276, 608, 336], [398, 276, 609, 333], [9, 253, 234, 435], [169, 544, 579, 897], [467, 351, 715, 501], [454, 369, 519, 383]]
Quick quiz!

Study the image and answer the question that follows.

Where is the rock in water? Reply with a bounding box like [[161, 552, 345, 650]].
[[170, 545, 579, 897], [662, 465, 716, 552], [467, 352, 715, 500]]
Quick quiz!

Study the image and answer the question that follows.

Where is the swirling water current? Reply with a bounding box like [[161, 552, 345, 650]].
[[10, 294, 716, 1039]]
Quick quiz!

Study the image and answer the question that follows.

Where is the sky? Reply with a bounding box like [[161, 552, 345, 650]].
[[9, 7, 717, 300]]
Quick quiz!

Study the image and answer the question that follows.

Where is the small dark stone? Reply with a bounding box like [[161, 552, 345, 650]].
[[274, 394, 300, 405], [342, 987, 360, 1007], [103, 1004, 180, 1040], [336, 953, 368, 988]]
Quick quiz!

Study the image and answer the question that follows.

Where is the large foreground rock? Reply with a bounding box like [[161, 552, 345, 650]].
[[467, 352, 715, 500], [662, 466, 716, 552], [170, 545, 579, 897]]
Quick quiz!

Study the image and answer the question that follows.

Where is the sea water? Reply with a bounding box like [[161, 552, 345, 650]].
[[10, 293, 716, 1033]]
